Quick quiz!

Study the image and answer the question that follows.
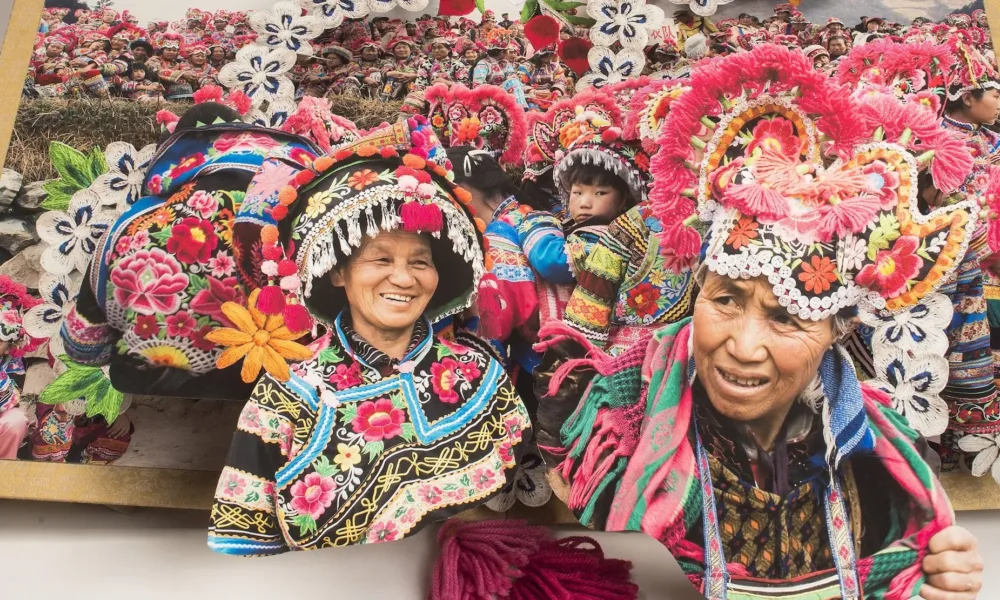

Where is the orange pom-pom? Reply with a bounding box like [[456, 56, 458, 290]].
[[278, 186, 297, 206], [402, 154, 426, 170], [261, 225, 279, 245], [453, 187, 473, 205], [474, 218, 486, 233], [357, 144, 378, 157], [334, 149, 353, 161], [313, 156, 334, 171], [294, 170, 316, 186], [485, 254, 494, 271]]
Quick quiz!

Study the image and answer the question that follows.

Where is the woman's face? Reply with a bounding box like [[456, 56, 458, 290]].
[[330, 230, 439, 336], [362, 47, 378, 61], [394, 44, 411, 59], [211, 48, 225, 61], [111, 38, 126, 50], [867, 21, 880, 32], [327, 54, 344, 68], [692, 273, 836, 428], [966, 89, 1000, 125], [163, 47, 178, 61], [432, 43, 449, 60], [464, 49, 479, 62]]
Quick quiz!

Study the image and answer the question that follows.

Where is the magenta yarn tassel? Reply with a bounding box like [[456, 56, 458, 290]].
[[401, 202, 444, 233], [256, 285, 286, 316]]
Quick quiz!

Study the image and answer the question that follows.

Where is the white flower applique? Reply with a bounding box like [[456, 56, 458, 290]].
[[666, 0, 734, 18], [860, 293, 952, 358], [22, 272, 83, 361], [872, 349, 949, 437], [37, 189, 117, 276], [588, 0, 665, 50], [250, 2, 325, 55], [578, 46, 646, 89], [219, 45, 297, 108], [958, 433, 1000, 483], [90, 142, 156, 214]]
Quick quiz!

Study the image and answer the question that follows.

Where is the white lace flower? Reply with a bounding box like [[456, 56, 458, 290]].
[[861, 293, 951, 358], [219, 45, 297, 109], [578, 46, 645, 89], [298, 0, 369, 29], [366, 0, 428, 14], [667, 0, 733, 18], [90, 142, 156, 214], [250, 2, 324, 55], [23, 272, 82, 360], [37, 190, 117, 276], [839, 234, 867, 272], [872, 349, 949, 437], [588, 0, 664, 50], [958, 433, 1000, 483], [245, 98, 298, 129]]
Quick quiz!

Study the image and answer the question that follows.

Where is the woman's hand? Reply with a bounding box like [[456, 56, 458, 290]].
[[920, 526, 984, 600], [106, 413, 132, 439]]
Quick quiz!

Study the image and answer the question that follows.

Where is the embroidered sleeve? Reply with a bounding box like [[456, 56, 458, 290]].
[[208, 375, 300, 557], [517, 211, 575, 284], [60, 278, 114, 367], [472, 61, 490, 86], [485, 222, 539, 343], [413, 60, 432, 90], [453, 60, 470, 84], [0, 370, 19, 415]]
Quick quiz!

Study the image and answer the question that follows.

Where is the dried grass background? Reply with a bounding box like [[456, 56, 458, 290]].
[[5, 97, 405, 183]]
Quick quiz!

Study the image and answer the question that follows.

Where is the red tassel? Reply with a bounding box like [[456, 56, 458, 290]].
[[475, 275, 504, 340], [262, 245, 283, 261], [256, 285, 286, 315], [669, 225, 703, 259], [283, 303, 312, 333], [400, 202, 444, 233]]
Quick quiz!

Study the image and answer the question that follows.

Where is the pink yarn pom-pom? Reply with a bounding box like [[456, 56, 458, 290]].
[[283, 302, 312, 333], [227, 90, 253, 116], [668, 225, 703, 259], [724, 183, 790, 221], [256, 285, 286, 315], [816, 196, 881, 242], [193, 85, 224, 105], [400, 202, 444, 233]]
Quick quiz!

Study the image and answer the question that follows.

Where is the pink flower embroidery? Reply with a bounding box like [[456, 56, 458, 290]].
[[191, 276, 242, 326], [148, 175, 163, 195], [329, 362, 363, 390], [167, 217, 219, 265], [862, 161, 901, 208], [115, 236, 132, 255], [498, 441, 514, 465], [351, 398, 406, 442], [505, 416, 524, 443], [165, 310, 197, 338], [430, 357, 465, 404], [288, 472, 336, 520], [213, 131, 281, 154], [207, 251, 236, 278], [130, 230, 150, 251], [367, 521, 400, 543], [746, 117, 802, 158], [111, 248, 189, 316], [418, 484, 444, 505], [856, 236, 922, 298], [472, 467, 497, 491], [457, 359, 481, 382], [166, 153, 206, 180], [185, 190, 218, 219], [190, 325, 216, 352], [221, 472, 246, 497]]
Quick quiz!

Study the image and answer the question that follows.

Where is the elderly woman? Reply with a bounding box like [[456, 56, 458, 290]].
[[207, 119, 530, 555], [538, 47, 983, 600]]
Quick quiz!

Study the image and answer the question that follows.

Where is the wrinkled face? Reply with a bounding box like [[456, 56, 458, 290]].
[[432, 43, 450, 60], [827, 38, 847, 57], [133, 46, 148, 60], [394, 43, 411, 59], [162, 47, 178, 60], [464, 49, 479, 62], [330, 230, 439, 336], [362, 47, 378, 61], [693, 273, 835, 427], [568, 182, 625, 224], [967, 89, 1000, 125], [211, 48, 225, 61]]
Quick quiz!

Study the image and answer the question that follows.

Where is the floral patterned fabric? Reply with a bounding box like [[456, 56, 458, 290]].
[[207, 312, 530, 555]]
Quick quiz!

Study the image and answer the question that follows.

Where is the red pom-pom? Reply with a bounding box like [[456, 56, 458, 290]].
[[380, 146, 398, 158], [193, 85, 224, 105], [256, 285, 287, 315], [400, 202, 444, 233], [601, 128, 621, 143], [524, 15, 560, 52], [226, 90, 253, 115], [283, 302, 312, 333], [559, 37, 594, 77], [262, 245, 283, 260], [295, 171, 317, 186], [277, 259, 298, 277], [270, 205, 289, 221], [335, 149, 353, 161], [413, 170, 432, 184]]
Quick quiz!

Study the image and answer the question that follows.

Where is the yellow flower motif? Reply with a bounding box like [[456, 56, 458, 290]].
[[205, 288, 314, 383], [140, 345, 191, 369], [304, 191, 333, 219], [333, 443, 362, 472]]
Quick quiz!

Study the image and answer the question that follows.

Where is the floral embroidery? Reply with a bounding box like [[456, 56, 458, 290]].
[[140, 345, 191, 369], [472, 467, 497, 491], [165, 311, 197, 338], [133, 314, 160, 340], [215, 466, 276, 514], [207, 252, 236, 278], [289, 472, 337, 520], [726, 216, 758, 250], [856, 236, 921, 298], [111, 248, 189, 316], [798, 256, 838, 294], [367, 521, 399, 543], [167, 217, 220, 265], [166, 153, 206, 180], [351, 398, 406, 442], [186, 190, 219, 219], [329, 362, 363, 390], [862, 161, 901, 208], [333, 443, 362, 472], [746, 118, 801, 158], [347, 169, 379, 190], [626, 282, 661, 318]]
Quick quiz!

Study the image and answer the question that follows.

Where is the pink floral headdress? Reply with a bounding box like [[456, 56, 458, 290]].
[[650, 44, 980, 319], [425, 84, 527, 166], [0, 276, 43, 357], [946, 38, 1000, 100], [837, 38, 956, 115], [624, 78, 688, 154]]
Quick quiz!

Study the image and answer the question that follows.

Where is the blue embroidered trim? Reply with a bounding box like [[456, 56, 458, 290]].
[[285, 373, 320, 412], [207, 535, 285, 556], [275, 404, 336, 489], [400, 359, 503, 444], [333, 313, 433, 371]]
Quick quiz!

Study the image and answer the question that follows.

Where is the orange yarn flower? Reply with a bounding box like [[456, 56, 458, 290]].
[[798, 256, 838, 294], [348, 169, 379, 190], [402, 154, 426, 169], [206, 289, 314, 383], [313, 156, 334, 171], [455, 117, 482, 144]]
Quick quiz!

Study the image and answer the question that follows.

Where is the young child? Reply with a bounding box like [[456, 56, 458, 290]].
[[0, 277, 42, 460], [120, 62, 164, 103]]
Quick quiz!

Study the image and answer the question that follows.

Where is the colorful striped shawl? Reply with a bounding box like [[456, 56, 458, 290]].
[[557, 319, 955, 599]]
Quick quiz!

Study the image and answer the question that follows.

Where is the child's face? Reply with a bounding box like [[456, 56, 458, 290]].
[[568, 182, 625, 224], [132, 69, 145, 80]]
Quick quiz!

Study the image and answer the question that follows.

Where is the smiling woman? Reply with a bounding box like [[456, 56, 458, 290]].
[[206, 117, 532, 555]]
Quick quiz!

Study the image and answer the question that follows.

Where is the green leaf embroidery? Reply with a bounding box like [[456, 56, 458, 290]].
[[401, 423, 416, 442], [245, 491, 260, 504], [49, 142, 98, 190], [39, 361, 105, 406], [197, 315, 211, 328], [40, 180, 77, 211], [313, 455, 338, 478], [189, 274, 210, 295], [459, 474, 471, 487], [319, 346, 343, 365], [435, 345, 454, 360], [150, 228, 173, 245], [362, 441, 384, 461], [86, 147, 108, 182], [226, 190, 246, 212], [390, 391, 406, 410], [84, 383, 125, 424], [339, 403, 359, 423], [520, 0, 539, 22], [292, 514, 318, 537]]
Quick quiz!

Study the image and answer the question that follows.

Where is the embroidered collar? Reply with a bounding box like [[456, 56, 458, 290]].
[[942, 114, 980, 132], [492, 195, 518, 221], [336, 311, 430, 374]]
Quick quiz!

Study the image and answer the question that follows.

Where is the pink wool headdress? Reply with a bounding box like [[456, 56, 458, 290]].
[[281, 96, 362, 155], [650, 44, 980, 319], [0, 276, 43, 357], [425, 83, 527, 166], [946, 38, 1000, 100], [623, 78, 688, 153]]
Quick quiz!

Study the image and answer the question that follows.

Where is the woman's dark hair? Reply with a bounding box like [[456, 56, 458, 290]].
[[446, 146, 542, 211], [710, 43, 729, 55], [945, 88, 985, 114], [561, 162, 633, 204]]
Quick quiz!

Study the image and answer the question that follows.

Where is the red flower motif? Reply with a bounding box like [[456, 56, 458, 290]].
[[288, 472, 336, 520], [798, 255, 839, 294], [167, 217, 219, 265], [457, 359, 481, 383], [856, 236, 922, 298], [165, 310, 196, 337], [148, 175, 163, 195], [329, 362, 363, 390], [190, 325, 216, 352], [430, 357, 465, 403], [472, 467, 497, 491], [862, 160, 901, 208], [111, 248, 189, 316], [133, 314, 160, 340], [726, 216, 759, 250], [746, 117, 802, 158], [351, 398, 406, 442], [634, 152, 650, 171], [367, 521, 399, 543], [417, 484, 444, 504], [626, 282, 662, 318], [166, 152, 206, 180], [191, 276, 242, 326]]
